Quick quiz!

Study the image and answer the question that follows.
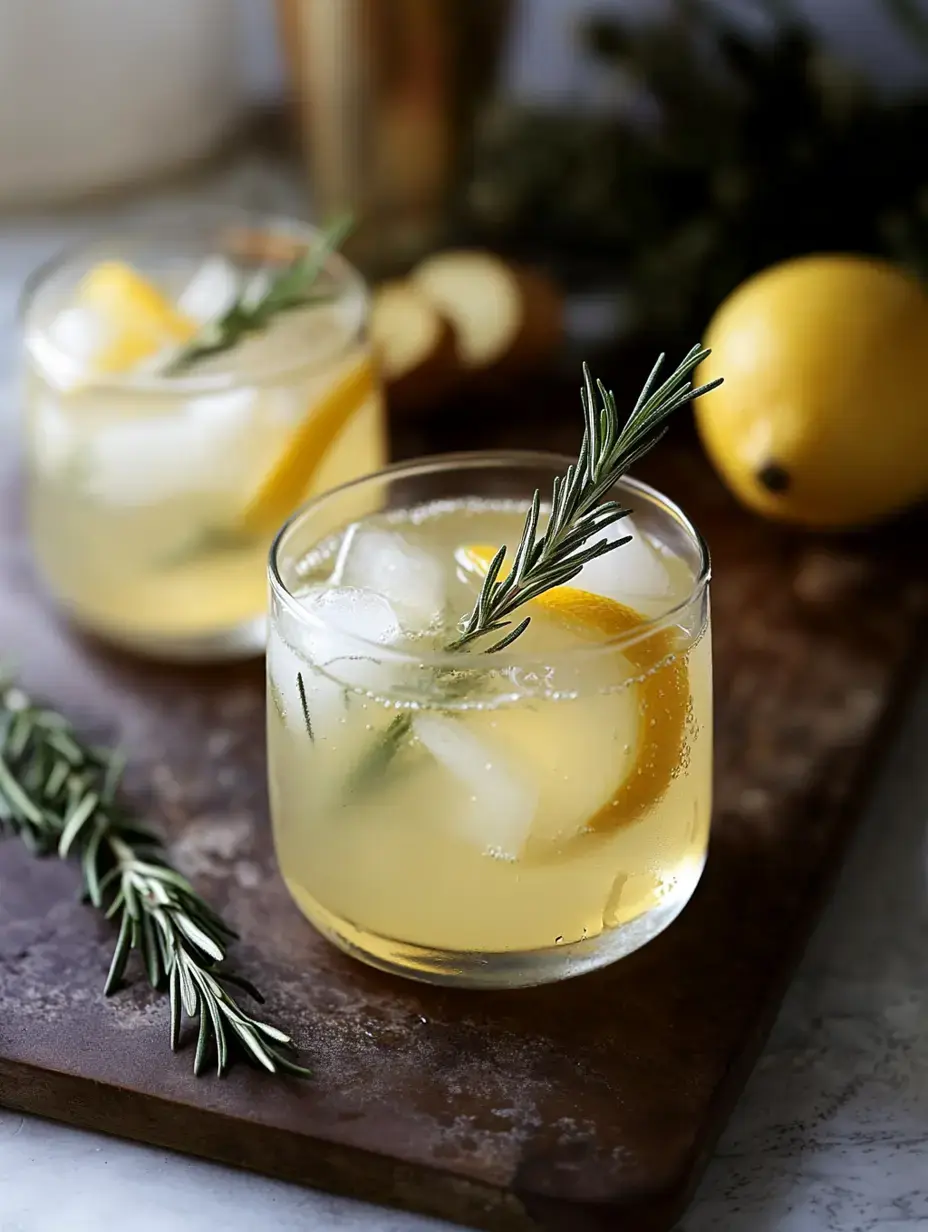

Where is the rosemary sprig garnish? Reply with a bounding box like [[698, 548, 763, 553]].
[[0, 679, 309, 1079], [451, 346, 719, 650], [166, 215, 352, 374], [344, 345, 722, 797]]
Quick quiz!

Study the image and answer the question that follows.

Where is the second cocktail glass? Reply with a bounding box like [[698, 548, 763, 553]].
[[21, 215, 386, 660]]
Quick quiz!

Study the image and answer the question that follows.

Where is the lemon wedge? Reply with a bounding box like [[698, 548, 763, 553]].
[[237, 359, 376, 539], [78, 260, 196, 375], [457, 543, 689, 837]]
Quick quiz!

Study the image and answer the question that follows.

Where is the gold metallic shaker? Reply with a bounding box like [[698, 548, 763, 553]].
[[278, 0, 511, 275]]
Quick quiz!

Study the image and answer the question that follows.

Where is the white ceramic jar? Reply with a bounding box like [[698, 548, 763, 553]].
[[0, 0, 245, 206]]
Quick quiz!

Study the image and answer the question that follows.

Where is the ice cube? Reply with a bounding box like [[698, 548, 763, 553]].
[[574, 516, 673, 615], [30, 394, 78, 477], [308, 585, 402, 647], [35, 306, 107, 391], [84, 387, 262, 507], [239, 268, 272, 311], [413, 713, 538, 859], [295, 586, 405, 694], [50, 305, 105, 361], [270, 586, 406, 740], [267, 623, 348, 745], [331, 524, 446, 632], [176, 257, 239, 325]]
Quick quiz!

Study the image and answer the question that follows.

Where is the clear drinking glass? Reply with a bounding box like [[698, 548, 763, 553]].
[[267, 453, 712, 989], [21, 215, 386, 660]]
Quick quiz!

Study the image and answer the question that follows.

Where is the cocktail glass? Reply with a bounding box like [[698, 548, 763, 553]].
[[21, 215, 385, 660], [267, 453, 711, 988]]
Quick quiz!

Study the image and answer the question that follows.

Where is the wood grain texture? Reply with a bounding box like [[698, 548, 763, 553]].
[[1, 385, 926, 1232]]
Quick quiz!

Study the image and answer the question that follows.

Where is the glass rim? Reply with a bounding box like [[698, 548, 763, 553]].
[[19, 210, 369, 395], [268, 450, 711, 669]]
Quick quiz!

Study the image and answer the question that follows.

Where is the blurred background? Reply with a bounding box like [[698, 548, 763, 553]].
[[2, 0, 928, 510]]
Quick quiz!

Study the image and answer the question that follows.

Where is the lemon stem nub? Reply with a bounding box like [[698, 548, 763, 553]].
[[757, 461, 791, 494]]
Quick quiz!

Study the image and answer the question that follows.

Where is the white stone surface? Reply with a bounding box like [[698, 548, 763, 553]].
[[1, 156, 927, 1231]]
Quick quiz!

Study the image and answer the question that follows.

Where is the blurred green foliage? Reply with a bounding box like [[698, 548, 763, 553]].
[[463, 0, 928, 340]]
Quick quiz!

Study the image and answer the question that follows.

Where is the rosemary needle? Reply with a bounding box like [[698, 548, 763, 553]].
[[0, 677, 310, 1079]]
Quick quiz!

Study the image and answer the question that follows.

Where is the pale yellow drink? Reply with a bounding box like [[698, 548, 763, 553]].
[[22, 221, 386, 659], [268, 460, 712, 987]]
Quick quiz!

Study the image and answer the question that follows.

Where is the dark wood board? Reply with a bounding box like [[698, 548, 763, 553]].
[[1, 385, 927, 1232]]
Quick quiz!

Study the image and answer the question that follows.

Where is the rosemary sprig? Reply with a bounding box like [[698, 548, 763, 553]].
[[451, 346, 719, 651], [166, 215, 352, 374], [0, 679, 309, 1079], [344, 345, 722, 797]]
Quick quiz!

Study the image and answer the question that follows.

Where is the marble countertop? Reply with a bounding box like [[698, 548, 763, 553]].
[[1, 156, 926, 1232]]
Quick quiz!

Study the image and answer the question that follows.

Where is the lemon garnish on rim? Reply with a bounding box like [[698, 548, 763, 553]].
[[236, 358, 376, 539], [78, 260, 196, 375], [456, 543, 689, 838]]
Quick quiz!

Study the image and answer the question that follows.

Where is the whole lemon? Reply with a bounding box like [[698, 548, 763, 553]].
[[695, 255, 928, 528]]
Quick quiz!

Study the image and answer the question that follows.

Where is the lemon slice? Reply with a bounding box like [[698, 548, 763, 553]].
[[457, 543, 689, 838], [236, 359, 376, 539], [78, 260, 196, 375]]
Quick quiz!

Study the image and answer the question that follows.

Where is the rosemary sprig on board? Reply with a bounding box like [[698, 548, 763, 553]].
[[345, 345, 722, 796], [0, 679, 309, 1079], [166, 215, 352, 374]]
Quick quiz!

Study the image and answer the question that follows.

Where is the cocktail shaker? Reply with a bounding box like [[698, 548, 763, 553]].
[[278, 0, 511, 276]]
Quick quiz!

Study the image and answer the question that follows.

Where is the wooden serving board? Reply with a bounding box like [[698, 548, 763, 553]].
[[1, 388, 926, 1232]]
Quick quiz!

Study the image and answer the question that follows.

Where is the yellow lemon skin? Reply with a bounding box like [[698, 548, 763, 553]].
[[78, 260, 195, 374], [695, 255, 928, 528]]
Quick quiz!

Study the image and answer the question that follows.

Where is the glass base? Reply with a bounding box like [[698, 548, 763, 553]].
[[293, 857, 705, 990], [63, 605, 268, 664]]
